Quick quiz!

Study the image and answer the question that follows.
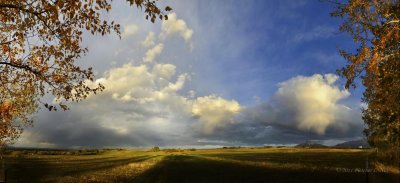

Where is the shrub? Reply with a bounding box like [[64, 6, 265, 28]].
[[150, 146, 160, 152]]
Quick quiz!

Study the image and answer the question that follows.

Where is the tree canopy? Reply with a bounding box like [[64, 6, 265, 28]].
[[332, 0, 399, 153], [0, 0, 171, 145]]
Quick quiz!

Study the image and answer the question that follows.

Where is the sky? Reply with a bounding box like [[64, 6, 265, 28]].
[[16, 0, 367, 149]]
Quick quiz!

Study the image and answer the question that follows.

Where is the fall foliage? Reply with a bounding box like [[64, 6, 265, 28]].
[[331, 0, 399, 160], [0, 0, 171, 145]]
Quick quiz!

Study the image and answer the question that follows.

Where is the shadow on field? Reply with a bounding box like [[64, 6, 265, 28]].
[[4, 155, 156, 182], [133, 155, 397, 183]]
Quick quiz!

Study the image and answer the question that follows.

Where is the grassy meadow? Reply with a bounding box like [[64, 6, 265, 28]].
[[1, 147, 399, 183]]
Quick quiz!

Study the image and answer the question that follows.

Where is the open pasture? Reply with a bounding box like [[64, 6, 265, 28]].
[[1, 147, 398, 183]]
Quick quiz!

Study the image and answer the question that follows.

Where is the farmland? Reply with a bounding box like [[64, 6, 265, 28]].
[[1, 147, 399, 183]]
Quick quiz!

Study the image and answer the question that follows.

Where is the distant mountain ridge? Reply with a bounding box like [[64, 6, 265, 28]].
[[333, 139, 370, 148], [295, 139, 370, 148]]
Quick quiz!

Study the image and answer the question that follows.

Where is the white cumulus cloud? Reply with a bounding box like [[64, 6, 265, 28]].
[[160, 13, 193, 41], [143, 43, 164, 63], [192, 95, 241, 135], [245, 74, 355, 135], [274, 74, 350, 134], [142, 31, 156, 47]]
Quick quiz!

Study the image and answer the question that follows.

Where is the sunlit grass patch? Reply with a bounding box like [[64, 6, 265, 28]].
[[58, 155, 163, 183]]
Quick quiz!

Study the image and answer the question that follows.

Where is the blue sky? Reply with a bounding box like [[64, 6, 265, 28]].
[[165, 0, 362, 105], [16, 0, 366, 148]]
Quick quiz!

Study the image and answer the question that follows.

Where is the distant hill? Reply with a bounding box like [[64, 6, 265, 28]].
[[333, 139, 370, 148], [296, 141, 327, 148]]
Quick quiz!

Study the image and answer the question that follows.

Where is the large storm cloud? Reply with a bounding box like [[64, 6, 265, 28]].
[[246, 74, 360, 135], [17, 71, 363, 148]]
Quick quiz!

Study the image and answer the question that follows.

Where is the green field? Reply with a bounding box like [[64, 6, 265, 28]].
[[1, 147, 399, 183]]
